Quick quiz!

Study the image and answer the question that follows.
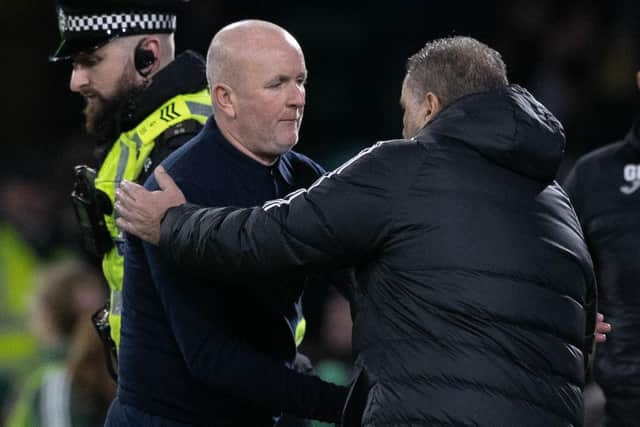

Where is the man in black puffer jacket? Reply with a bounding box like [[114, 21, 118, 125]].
[[116, 36, 598, 426]]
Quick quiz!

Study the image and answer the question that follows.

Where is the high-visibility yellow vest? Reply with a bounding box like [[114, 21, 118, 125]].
[[94, 89, 211, 348]]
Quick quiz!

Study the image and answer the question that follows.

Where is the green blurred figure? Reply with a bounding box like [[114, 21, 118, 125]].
[[310, 292, 352, 427], [5, 260, 115, 427], [0, 178, 66, 421]]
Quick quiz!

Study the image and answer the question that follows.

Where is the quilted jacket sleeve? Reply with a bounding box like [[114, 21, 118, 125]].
[[159, 142, 400, 282]]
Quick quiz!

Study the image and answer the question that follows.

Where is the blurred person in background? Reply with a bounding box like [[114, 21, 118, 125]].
[[308, 291, 352, 427], [105, 20, 347, 426], [313, 291, 352, 390], [5, 260, 115, 426], [49, 0, 212, 377], [563, 66, 640, 427], [117, 36, 602, 426], [0, 177, 68, 423]]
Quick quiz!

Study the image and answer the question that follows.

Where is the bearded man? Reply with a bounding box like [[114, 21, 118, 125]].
[[49, 0, 212, 376]]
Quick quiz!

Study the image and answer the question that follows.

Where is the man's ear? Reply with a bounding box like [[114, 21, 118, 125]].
[[212, 83, 236, 119], [420, 92, 442, 127]]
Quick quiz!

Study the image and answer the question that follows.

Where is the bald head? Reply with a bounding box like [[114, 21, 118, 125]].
[[204, 19, 307, 166], [206, 20, 302, 89]]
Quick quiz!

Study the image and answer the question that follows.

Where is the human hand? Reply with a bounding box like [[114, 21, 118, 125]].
[[595, 312, 611, 343], [115, 166, 186, 245], [293, 353, 314, 375]]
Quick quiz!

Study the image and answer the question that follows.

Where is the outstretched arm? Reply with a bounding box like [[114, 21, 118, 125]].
[[161, 142, 400, 281], [117, 142, 402, 282]]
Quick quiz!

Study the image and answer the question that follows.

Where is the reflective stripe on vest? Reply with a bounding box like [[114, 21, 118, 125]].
[[41, 368, 71, 427], [95, 89, 212, 348], [295, 317, 306, 347]]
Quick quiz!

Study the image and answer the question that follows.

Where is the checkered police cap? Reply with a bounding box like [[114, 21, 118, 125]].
[[59, 10, 176, 34], [49, 0, 188, 62]]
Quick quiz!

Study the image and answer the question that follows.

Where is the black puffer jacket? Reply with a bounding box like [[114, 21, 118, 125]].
[[564, 122, 640, 405], [161, 85, 597, 426]]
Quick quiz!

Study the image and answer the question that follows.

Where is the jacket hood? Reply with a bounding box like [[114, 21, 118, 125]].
[[418, 84, 565, 182]]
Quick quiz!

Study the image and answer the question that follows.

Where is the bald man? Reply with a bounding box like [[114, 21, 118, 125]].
[[105, 20, 348, 427]]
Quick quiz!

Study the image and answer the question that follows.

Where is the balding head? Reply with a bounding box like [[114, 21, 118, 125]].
[[204, 20, 307, 166], [207, 20, 301, 89]]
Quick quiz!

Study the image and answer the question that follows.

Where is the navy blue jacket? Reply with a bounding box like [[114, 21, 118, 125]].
[[116, 117, 347, 426]]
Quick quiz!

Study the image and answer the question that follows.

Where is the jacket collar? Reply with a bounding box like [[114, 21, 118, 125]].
[[204, 117, 292, 183], [120, 50, 208, 131]]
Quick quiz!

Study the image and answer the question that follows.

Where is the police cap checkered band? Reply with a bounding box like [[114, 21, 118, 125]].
[[49, 1, 185, 62], [58, 9, 176, 34]]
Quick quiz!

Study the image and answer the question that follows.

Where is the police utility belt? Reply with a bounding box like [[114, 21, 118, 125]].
[[71, 165, 119, 380]]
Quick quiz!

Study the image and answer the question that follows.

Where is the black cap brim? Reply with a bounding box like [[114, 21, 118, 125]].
[[49, 35, 114, 62]]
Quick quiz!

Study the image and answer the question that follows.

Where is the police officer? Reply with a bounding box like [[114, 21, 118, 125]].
[[49, 0, 212, 377]]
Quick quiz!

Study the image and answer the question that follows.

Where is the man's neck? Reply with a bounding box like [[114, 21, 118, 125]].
[[216, 122, 278, 166]]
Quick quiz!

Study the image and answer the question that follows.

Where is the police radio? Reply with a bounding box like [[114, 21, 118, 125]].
[[71, 165, 114, 257]]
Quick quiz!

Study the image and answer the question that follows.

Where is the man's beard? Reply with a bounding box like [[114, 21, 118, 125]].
[[83, 70, 144, 144]]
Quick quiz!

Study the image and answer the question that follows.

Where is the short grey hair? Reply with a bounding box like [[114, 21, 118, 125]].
[[405, 36, 508, 107]]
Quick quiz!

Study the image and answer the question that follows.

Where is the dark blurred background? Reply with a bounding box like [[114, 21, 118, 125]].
[[1, 0, 639, 424], [6, 0, 640, 179]]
